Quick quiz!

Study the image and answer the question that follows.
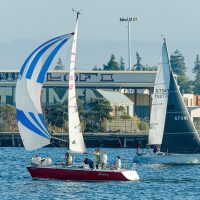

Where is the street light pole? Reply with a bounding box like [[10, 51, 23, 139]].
[[120, 17, 138, 71]]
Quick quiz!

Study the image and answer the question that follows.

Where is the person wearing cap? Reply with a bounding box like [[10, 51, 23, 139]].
[[93, 148, 101, 169]]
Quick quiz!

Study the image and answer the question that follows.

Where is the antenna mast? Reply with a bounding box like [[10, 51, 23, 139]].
[[72, 8, 81, 21]]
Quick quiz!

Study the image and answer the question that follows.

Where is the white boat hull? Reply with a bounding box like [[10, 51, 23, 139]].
[[133, 153, 200, 164]]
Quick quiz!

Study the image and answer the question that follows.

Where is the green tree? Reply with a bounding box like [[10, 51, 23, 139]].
[[93, 66, 102, 70], [193, 54, 200, 74], [194, 73, 200, 94], [0, 105, 18, 131], [103, 54, 120, 70], [193, 55, 200, 94], [84, 98, 112, 131], [43, 102, 67, 129], [170, 49, 192, 93], [143, 65, 158, 71], [133, 52, 143, 71], [170, 49, 186, 76], [54, 58, 64, 70], [93, 66, 98, 70], [119, 57, 125, 70], [89, 98, 112, 120], [177, 75, 192, 93]]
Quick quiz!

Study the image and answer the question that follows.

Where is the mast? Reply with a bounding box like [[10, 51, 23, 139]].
[[68, 9, 86, 154]]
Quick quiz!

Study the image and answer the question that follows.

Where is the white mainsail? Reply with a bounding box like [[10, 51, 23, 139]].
[[68, 14, 86, 153], [148, 39, 171, 145], [16, 34, 73, 151]]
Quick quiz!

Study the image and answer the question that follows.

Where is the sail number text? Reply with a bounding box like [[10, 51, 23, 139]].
[[154, 88, 169, 98], [175, 115, 189, 121]]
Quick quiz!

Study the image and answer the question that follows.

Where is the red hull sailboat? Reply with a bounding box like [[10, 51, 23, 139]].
[[27, 167, 139, 181], [16, 11, 139, 182]]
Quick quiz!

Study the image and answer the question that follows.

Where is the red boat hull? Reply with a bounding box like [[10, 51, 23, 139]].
[[27, 167, 139, 181]]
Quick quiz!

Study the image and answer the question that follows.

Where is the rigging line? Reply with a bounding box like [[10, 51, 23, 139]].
[[51, 140, 66, 148], [50, 140, 62, 148], [75, 124, 80, 128], [50, 139, 65, 148], [193, 146, 200, 154], [51, 136, 68, 143]]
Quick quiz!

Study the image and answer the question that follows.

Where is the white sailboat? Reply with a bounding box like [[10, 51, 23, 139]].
[[16, 12, 139, 181], [134, 38, 200, 164]]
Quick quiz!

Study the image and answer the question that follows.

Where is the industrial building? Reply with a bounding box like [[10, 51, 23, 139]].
[[0, 70, 156, 119]]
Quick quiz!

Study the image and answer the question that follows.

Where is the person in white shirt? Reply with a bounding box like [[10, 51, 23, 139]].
[[101, 150, 108, 169], [115, 156, 121, 170]]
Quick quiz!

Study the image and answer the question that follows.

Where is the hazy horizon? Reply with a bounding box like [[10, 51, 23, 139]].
[[1, 0, 200, 79]]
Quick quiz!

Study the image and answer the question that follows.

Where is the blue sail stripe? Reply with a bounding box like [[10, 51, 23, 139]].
[[19, 34, 68, 76], [38, 113, 48, 129], [37, 38, 69, 83], [16, 109, 50, 139], [29, 112, 50, 137], [26, 38, 64, 80]]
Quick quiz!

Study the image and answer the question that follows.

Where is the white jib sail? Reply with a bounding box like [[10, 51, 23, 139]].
[[148, 39, 171, 145], [16, 34, 73, 151], [68, 16, 86, 154]]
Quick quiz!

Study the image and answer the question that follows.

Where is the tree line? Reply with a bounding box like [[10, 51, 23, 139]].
[[0, 98, 148, 133], [95, 50, 200, 94], [2, 50, 200, 132]]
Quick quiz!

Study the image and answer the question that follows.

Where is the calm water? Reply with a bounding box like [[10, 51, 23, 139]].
[[1, 147, 200, 200]]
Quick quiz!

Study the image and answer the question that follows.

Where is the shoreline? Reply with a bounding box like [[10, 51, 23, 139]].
[[0, 132, 148, 148]]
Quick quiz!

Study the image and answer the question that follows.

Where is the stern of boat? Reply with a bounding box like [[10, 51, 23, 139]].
[[121, 170, 140, 181]]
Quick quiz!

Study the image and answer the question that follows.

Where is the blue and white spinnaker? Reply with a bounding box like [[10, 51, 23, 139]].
[[16, 33, 73, 151]]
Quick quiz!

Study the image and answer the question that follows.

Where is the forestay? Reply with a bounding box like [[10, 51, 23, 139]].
[[16, 33, 73, 151], [68, 15, 86, 154], [148, 40, 170, 145]]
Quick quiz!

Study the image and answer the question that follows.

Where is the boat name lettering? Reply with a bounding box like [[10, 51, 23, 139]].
[[98, 172, 109, 176]]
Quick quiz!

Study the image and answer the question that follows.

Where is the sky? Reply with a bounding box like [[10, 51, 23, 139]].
[[0, 0, 200, 78]]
